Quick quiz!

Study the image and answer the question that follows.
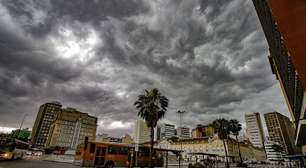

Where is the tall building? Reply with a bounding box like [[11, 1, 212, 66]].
[[155, 125, 161, 141], [31, 102, 62, 148], [252, 0, 306, 147], [191, 125, 214, 138], [245, 112, 265, 148], [134, 119, 150, 144], [47, 108, 97, 149], [159, 123, 175, 140], [264, 112, 296, 154], [176, 127, 190, 139]]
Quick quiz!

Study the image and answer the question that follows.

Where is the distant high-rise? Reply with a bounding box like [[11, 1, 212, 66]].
[[31, 102, 62, 148], [47, 108, 97, 149], [176, 127, 190, 139], [252, 0, 306, 147], [154, 125, 161, 141], [245, 112, 265, 148], [159, 123, 175, 140], [134, 119, 150, 144], [264, 112, 297, 154]]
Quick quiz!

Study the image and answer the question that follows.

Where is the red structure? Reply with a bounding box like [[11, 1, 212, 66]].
[[267, 0, 306, 90], [252, 0, 306, 148]]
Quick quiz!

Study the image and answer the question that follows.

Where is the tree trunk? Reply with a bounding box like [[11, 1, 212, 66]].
[[150, 127, 154, 168], [223, 139, 229, 168], [236, 135, 243, 164]]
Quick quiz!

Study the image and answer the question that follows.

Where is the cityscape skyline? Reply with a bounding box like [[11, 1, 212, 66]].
[[0, 100, 289, 138], [0, 0, 305, 167], [0, 100, 290, 144], [0, 0, 290, 137], [6, 100, 292, 146]]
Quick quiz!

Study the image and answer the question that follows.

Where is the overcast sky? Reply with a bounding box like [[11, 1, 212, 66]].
[[0, 0, 288, 137]]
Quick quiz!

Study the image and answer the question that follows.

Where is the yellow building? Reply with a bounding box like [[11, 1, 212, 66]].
[[239, 141, 266, 161], [191, 125, 214, 138], [47, 108, 97, 149], [96, 133, 134, 144], [122, 134, 134, 144], [159, 137, 265, 162]]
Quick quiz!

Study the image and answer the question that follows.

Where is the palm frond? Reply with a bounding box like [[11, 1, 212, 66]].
[[134, 88, 169, 128]]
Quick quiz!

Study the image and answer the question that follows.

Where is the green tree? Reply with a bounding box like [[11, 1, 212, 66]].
[[211, 118, 230, 168], [134, 88, 169, 167], [11, 128, 31, 142], [229, 119, 243, 164]]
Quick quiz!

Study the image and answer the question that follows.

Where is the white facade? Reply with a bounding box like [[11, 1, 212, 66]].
[[134, 119, 150, 144], [245, 112, 265, 148], [176, 127, 190, 139]]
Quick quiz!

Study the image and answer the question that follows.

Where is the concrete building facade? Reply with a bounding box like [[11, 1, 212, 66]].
[[31, 102, 62, 148], [47, 108, 97, 149], [264, 112, 296, 154], [245, 112, 265, 148], [176, 127, 190, 139], [265, 140, 284, 163]]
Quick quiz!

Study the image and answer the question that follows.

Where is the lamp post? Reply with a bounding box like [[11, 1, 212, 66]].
[[177, 110, 186, 168]]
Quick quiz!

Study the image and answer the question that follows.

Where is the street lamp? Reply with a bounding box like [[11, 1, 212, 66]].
[[177, 110, 186, 168], [17, 114, 28, 138]]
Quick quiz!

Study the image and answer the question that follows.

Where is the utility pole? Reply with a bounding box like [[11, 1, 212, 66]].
[[176, 110, 186, 168]]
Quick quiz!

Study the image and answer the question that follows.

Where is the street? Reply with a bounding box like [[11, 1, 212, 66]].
[[0, 160, 79, 168], [0, 160, 288, 168]]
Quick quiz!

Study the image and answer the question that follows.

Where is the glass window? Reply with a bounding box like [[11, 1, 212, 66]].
[[108, 146, 128, 155]]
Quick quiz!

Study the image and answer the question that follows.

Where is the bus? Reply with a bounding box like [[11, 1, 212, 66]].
[[0, 139, 29, 160], [75, 142, 163, 168]]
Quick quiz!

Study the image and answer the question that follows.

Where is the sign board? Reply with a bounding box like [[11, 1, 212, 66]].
[[135, 143, 139, 152]]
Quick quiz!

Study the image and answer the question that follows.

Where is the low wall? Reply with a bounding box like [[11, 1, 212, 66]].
[[42, 154, 74, 163]]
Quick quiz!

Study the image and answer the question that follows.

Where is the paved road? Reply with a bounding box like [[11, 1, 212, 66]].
[[0, 160, 288, 168], [0, 160, 79, 168]]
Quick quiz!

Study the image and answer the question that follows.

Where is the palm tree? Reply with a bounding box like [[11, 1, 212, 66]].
[[229, 119, 243, 164], [211, 118, 230, 168], [271, 144, 284, 153], [134, 88, 169, 167]]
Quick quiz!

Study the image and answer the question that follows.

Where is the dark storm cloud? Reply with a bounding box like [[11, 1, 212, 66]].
[[1, 0, 149, 37], [0, 0, 288, 136]]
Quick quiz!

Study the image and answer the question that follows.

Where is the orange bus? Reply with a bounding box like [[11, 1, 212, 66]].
[[75, 141, 163, 168]]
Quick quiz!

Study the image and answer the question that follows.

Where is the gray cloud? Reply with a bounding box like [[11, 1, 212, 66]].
[[0, 0, 288, 136]]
